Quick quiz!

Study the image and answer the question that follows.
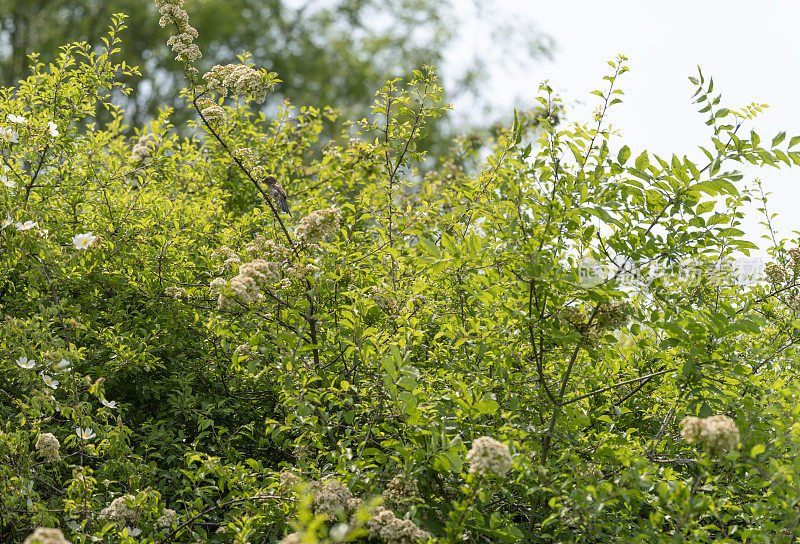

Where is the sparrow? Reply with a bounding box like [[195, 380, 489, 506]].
[[264, 175, 291, 216]]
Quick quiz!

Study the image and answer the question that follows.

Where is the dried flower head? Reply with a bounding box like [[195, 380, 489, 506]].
[[466, 436, 513, 476]]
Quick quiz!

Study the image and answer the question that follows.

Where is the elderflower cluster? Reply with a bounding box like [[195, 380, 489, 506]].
[[247, 235, 292, 262], [211, 259, 281, 309], [23, 527, 71, 544], [203, 64, 272, 103], [308, 479, 354, 518], [466, 436, 513, 476], [764, 263, 787, 285], [130, 133, 159, 163], [164, 286, 186, 298], [99, 495, 138, 524], [295, 207, 342, 244], [594, 301, 630, 331], [156, 508, 177, 528], [277, 471, 301, 495], [787, 247, 800, 275], [680, 414, 740, 454], [155, 0, 202, 63], [196, 97, 225, 124], [278, 533, 303, 544], [232, 147, 256, 163], [366, 507, 431, 544], [211, 246, 241, 268], [286, 262, 319, 280], [370, 287, 398, 315], [35, 433, 61, 462]]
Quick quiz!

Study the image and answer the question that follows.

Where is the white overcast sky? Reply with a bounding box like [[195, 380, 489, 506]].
[[450, 0, 800, 252]]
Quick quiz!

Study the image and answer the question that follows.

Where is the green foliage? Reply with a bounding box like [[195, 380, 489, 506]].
[[4, 8, 800, 544], [0, 0, 552, 145]]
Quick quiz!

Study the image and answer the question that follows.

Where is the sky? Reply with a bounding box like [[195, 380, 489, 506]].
[[450, 0, 800, 254]]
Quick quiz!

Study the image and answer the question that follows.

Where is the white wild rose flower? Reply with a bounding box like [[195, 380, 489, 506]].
[[16, 356, 36, 369], [72, 232, 97, 250], [0, 126, 19, 143], [42, 374, 59, 390], [76, 427, 96, 440]]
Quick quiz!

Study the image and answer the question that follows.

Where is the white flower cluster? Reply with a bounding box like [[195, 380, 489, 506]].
[[99, 495, 138, 524], [35, 433, 61, 462], [203, 64, 272, 103], [466, 436, 513, 476], [680, 414, 740, 454], [308, 479, 354, 518], [164, 286, 186, 298], [278, 533, 303, 544], [295, 207, 342, 244], [231, 147, 256, 164], [130, 133, 159, 163], [155, 0, 202, 63], [197, 97, 225, 124], [282, 474, 428, 544], [211, 259, 281, 309], [156, 508, 177, 527], [211, 245, 241, 268], [286, 262, 319, 280], [247, 235, 291, 262], [366, 506, 431, 544], [23, 527, 71, 544], [278, 471, 301, 494]]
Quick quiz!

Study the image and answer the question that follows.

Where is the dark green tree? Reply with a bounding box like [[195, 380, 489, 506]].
[[0, 0, 552, 132]]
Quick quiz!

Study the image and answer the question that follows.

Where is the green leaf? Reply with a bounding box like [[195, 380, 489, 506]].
[[617, 145, 631, 165], [750, 444, 766, 457], [771, 131, 786, 147], [475, 394, 499, 415], [635, 151, 649, 171]]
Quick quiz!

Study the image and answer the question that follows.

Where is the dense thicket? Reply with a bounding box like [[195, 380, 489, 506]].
[[3, 6, 800, 544]]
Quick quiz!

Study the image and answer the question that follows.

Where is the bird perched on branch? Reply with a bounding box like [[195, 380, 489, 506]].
[[264, 175, 291, 216]]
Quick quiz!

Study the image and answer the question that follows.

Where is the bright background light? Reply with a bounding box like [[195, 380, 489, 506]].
[[452, 0, 800, 252]]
